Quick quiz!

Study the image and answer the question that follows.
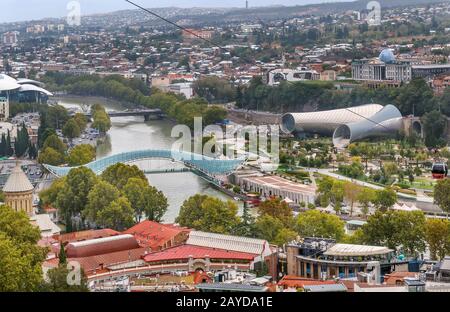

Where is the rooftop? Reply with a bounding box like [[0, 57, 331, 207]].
[[66, 234, 140, 258], [323, 244, 393, 257], [143, 244, 256, 263], [2, 163, 34, 193], [187, 231, 270, 255], [241, 175, 316, 195]]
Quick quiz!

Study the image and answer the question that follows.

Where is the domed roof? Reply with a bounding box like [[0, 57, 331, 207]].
[[2, 164, 34, 193], [379, 49, 396, 64]]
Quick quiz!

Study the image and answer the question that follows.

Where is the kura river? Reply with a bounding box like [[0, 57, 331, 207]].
[[57, 96, 242, 222]]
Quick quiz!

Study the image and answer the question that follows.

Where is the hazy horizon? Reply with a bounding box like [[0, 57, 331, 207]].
[[0, 0, 353, 23]]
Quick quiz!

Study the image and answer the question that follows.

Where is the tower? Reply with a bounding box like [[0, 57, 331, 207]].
[[2, 162, 34, 215]]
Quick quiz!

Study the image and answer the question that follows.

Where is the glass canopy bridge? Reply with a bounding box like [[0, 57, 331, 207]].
[[43, 149, 246, 178]]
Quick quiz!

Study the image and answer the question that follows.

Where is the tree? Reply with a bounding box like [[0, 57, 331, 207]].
[[343, 182, 361, 216], [425, 218, 450, 261], [396, 78, 436, 116], [0, 205, 46, 291], [73, 113, 88, 132], [58, 244, 67, 265], [101, 163, 147, 189], [43, 134, 67, 154], [296, 210, 345, 241], [421, 110, 447, 148], [255, 214, 284, 244], [359, 210, 426, 256], [96, 197, 135, 231], [373, 187, 397, 212], [258, 197, 294, 227], [41, 265, 89, 292], [141, 186, 168, 222], [176, 195, 240, 234], [62, 119, 81, 141], [38, 147, 65, 166], [84, 181, 120, 224], [434, 176, 450, 213], [67, 144, 96, 166], [56, 167, 98, 221], [357, 188, 376, 217]]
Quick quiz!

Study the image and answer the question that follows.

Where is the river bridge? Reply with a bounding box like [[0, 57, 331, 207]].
[[43, 149, 246, 178], [70, 109, 164, 121]]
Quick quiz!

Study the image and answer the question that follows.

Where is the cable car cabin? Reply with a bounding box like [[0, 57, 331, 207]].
[[432, 163, 448, 179]]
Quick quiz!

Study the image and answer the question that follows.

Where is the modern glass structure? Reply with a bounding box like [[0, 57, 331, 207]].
[[43, 149, 246, 177]]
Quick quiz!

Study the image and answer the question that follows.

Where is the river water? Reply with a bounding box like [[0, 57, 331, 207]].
[[57, 96, 242, 222]]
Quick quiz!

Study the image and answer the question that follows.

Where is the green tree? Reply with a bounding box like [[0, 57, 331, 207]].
[[296, 210, 345, 241], [435, 179, 450, 213], [421, 110, 447, 148], [67, 144, 96, 166], [373, 187, 397, 212], [0, 205, 46, 291], [41, 265, 89, 292], [43, 134, 67, 154], [396, 78, 436, 116], [101, 163, 147, 189], [96, 197, 135, 231], [38, 147, 65, 166], [73, 113, 88, 132], [359, 210, 426, 256], [62, 119, 81, 141], [176, 195, 240, 234], [84, 181, 120, 224], [425, 218, 450, 261], [258, 197, 294, 227], [357, 188, 376, 216], [255, 214, 284, 243]]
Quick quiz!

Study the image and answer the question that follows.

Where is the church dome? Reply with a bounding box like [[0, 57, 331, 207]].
[[2, 164, 34, 193], [379, 49, 396, 63]]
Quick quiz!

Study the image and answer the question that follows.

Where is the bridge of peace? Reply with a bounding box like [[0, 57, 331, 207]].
[[43, 149, 246, 178], [70, 108, 164, 121]]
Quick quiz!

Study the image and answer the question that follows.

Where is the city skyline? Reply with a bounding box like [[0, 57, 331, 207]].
[[0, 0, 351, 23]]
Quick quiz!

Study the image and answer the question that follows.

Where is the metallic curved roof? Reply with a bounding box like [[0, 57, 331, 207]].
[[19, 83, 53, 96], [281, 104, 384, 135], [0, 74, 21, 91]]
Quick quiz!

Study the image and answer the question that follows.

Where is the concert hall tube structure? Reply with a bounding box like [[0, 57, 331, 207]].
[[281, 104, 384, 135], [332, 104, 403, 148]]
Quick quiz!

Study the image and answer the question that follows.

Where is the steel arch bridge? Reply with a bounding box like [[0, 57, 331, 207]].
[[43, 149, 246, 177]]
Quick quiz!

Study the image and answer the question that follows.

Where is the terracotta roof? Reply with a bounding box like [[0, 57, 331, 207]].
[[144, 244, 256, 263], [66, 234, 140, 258], [277, 276, 338, 288], [123, 220, 190, 250], [2, 164, 34, 193], [70, 247, 147, 274], [55, 229, 120, 244]]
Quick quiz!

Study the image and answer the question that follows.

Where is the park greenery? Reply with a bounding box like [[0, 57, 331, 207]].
[[40, 163, 168, 232], [0, 123, 37, 159]]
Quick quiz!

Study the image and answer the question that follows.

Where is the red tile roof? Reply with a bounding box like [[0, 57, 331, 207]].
[[144, 244, 256, 263], [278, 276, 338, 289], [123, 220, 190, 250], [54, 229, 120, 244], [70, 247, 147, 275]]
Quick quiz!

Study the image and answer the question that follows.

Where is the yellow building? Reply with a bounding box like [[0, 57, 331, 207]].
[[2, 163, 34, 215]]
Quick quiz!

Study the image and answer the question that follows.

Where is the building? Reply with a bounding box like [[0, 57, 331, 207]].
[[286, 237, 407, 280], [0, 96, 9, 121], [182, 29, 214, 40], [232, 171, 316, 205], [412, 64, 450, 79], [352, 58, 412, 82], [123, 220, 190, 251], [2, 31, 19, 46], [2, 163, 34, 215], [267, 68, 320, 86]]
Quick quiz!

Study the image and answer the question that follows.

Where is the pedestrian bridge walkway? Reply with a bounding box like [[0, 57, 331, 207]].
[[43, 149, 246, 177]]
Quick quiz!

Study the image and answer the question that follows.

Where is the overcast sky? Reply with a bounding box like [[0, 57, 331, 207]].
[[0, 0, 352, 23]]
